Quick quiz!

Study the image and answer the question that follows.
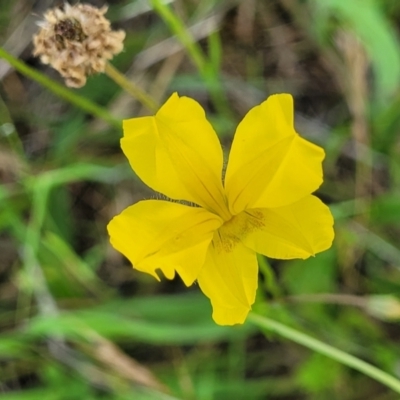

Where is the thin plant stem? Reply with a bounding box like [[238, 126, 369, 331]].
[[285, 293, 367, 308], [104, 62, 158, 113], [257, 254, 282, 298], [0, 47, 120, 128], [340, 34, 371, 218], [149, 0, 233, 119], [150, 0, 206, 72], [248, 312, 400, 394], [0, 94, 28, 174]]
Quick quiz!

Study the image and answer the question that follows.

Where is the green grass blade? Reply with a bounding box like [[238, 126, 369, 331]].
[[0, 47, 120, 128], [249, 312, 400, 394]]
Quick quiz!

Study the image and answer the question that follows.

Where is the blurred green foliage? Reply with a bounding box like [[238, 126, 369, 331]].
[[1, 0, 400, 399]]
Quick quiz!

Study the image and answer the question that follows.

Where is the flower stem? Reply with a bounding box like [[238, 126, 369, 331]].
[[0, 94, 28, 172], [0, 47, 120, 128], [149, 0, 234, 120], [248, 312, 400, 394], [104, 62, 158, 113]]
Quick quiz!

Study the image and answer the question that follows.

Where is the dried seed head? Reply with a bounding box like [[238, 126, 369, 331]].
[[33, 3, 126, 88]]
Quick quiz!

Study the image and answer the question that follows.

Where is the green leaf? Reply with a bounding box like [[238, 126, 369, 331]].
[[313, 0, 400, 102], [282, 248, 337, 295], [25, 294, 254, 345]]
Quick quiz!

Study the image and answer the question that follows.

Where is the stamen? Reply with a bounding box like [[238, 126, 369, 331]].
[[214, 210, 265, 253]]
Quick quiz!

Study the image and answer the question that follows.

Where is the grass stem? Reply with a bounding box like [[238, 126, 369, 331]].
[[104, 62, 159, 113], [249, 312, 400, 394]]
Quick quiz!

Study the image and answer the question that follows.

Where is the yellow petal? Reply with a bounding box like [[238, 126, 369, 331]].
[[122, 93, 229, 219], [242, 195, 334, 259], [224, 94, 325, 215], [197, 239, 258, 325], [107, 200, 223, 286]]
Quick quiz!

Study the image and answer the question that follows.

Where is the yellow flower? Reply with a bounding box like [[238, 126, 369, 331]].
[[108, 93, 334, 325]]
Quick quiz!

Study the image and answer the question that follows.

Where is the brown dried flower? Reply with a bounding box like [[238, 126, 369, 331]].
[[33, 3, 125, 88]]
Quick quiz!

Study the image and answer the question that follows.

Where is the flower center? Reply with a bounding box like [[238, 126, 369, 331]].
[[214, 209, 265, 253], [54, 18, 87, 49]]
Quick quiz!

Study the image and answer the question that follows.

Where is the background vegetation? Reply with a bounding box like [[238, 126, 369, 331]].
[[1, 0, 400, 398]]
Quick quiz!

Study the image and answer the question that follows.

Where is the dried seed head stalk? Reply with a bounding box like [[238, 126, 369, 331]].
[[33, 3, 125, 88]]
